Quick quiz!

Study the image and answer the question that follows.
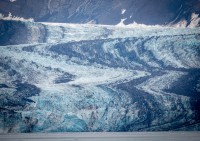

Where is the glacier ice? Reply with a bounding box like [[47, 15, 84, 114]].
[[0, 21, 200, 132]]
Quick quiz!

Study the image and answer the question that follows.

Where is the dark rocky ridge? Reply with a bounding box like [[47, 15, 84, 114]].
[[0, 0, 200, 26], [0, 20, 46, 45]]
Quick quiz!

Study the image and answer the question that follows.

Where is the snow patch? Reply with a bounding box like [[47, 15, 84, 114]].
[[0, 12, 34, 22], [116, 20, 163, 28], [116, 18, 127, 26], [121, 9, 126, 15], [188, 13, 200, 28]]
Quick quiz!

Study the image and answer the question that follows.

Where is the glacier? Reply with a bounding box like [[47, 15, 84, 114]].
[[0, 20, 200, 132]]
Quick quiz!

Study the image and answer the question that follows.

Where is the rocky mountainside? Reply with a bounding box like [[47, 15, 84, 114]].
[[0, 0, 200, 26], [0, 20, 200, 132]]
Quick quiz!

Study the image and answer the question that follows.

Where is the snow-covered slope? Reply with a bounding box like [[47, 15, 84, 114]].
[[0, 21, 200, 132]]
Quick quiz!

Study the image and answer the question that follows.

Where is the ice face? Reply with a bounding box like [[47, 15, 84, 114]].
[[0, 21, 200, 132]]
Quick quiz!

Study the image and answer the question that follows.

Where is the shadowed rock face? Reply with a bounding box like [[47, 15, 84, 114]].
[[0, 20, 47, 45], [0, 0, 200, 26]]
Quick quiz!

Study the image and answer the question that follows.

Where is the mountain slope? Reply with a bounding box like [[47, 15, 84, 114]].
[[0, 0, 200, 26]]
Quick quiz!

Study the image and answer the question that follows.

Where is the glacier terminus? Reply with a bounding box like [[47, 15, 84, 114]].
[[0, 20, 200, 133]]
